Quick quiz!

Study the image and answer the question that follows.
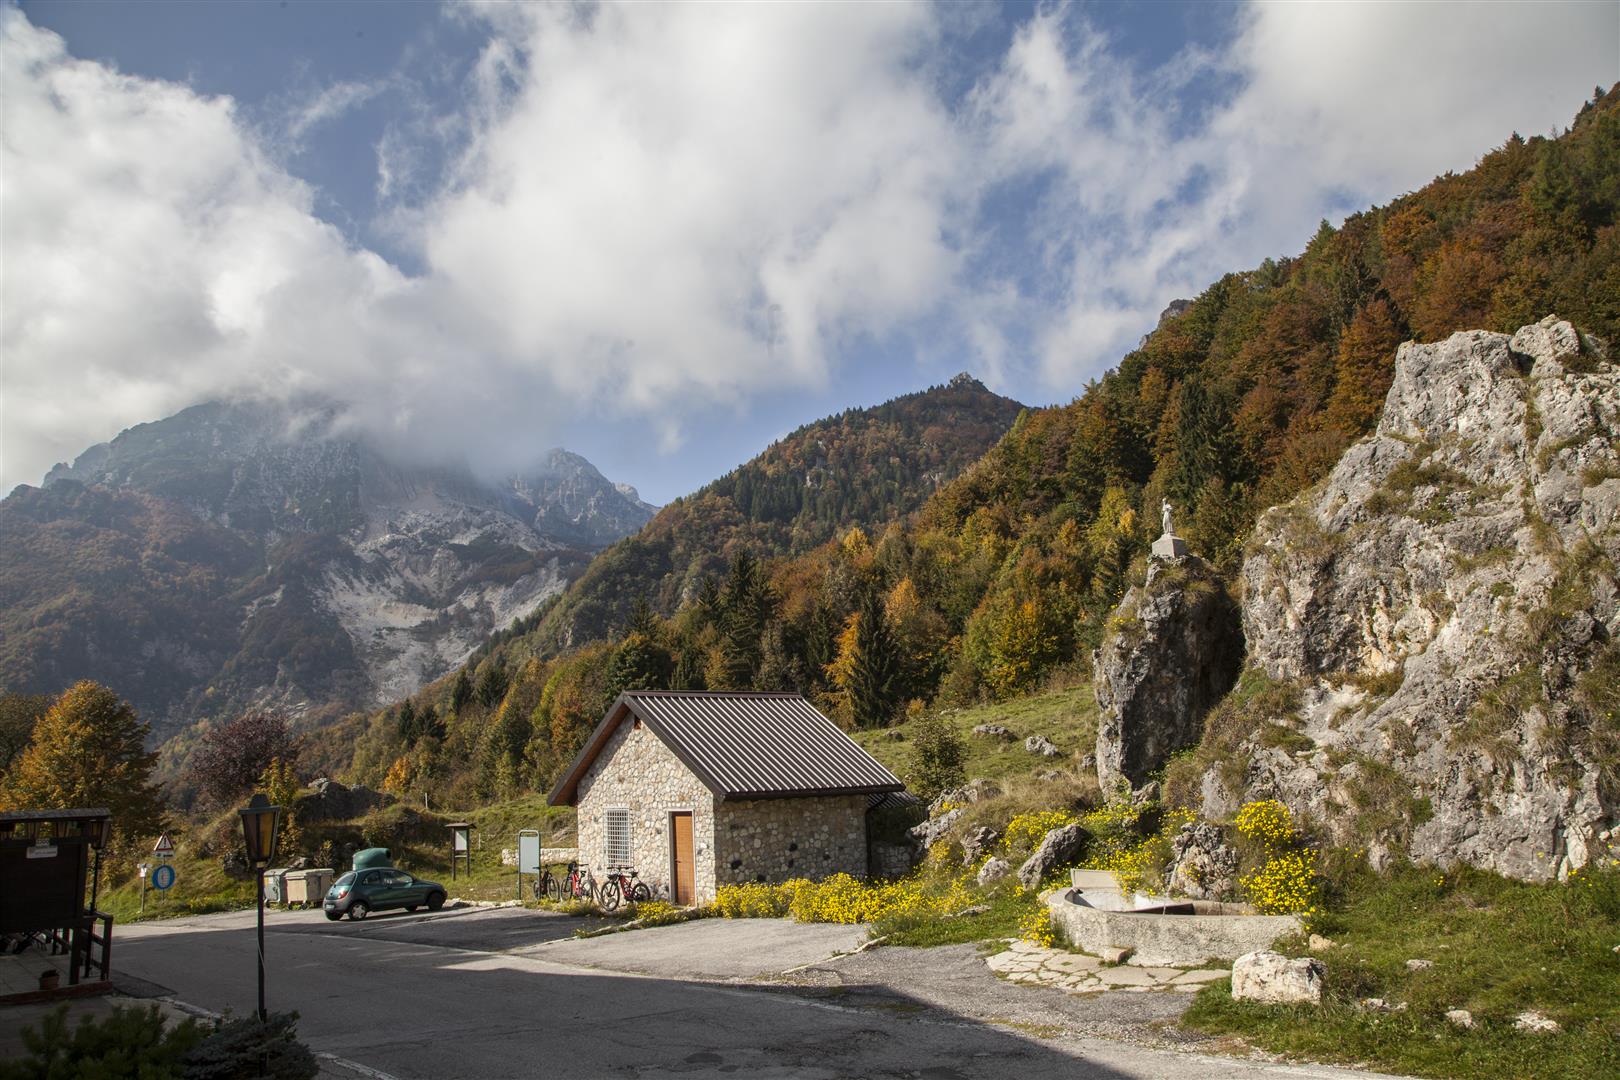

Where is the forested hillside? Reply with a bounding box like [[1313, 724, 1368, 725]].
[[525, 373, 1026, 652], [319, 87, 1619, 811]]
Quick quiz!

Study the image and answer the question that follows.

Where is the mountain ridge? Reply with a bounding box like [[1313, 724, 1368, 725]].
[[0, 397, 656, 740]]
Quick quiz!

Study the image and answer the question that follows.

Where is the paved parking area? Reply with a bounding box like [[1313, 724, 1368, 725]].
[[519, 917, 867, 979]]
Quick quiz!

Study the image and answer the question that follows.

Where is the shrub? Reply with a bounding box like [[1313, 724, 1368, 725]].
[[713, 872, 976, 927], [1, 1003, 205, 1080], [1233, 799, 1297, 850], [1232, 799, 1323, 917], [905, 711, 966, 802], [1078, 799, 1185, 894], [1017, 904, 1057, 948], [181, 1012, 317, 1080], [1001, 810, 1079, 853]]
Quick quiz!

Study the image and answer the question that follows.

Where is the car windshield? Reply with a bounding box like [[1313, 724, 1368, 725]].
[[334, 872, 356, 887]]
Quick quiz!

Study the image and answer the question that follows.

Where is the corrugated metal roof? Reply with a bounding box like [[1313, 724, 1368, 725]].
[[548, 692, 904, 805]]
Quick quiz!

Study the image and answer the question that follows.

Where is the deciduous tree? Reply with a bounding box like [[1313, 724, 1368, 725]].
[[0, 681, 166, 848], [187, 708, 300, 808]]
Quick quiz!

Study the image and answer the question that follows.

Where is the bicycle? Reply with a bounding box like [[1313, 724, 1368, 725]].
[[598, 865, 652, 911], [535, 865, 558, 902], [552, 861, 597, 904]]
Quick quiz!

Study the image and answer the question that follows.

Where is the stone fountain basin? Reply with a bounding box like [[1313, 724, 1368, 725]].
[[1046, 870, 1302, 968]]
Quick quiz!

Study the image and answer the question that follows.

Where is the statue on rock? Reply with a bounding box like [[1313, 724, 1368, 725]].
[[1152, 499, 1188, 559]]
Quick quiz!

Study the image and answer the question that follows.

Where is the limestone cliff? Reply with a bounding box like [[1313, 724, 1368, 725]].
[[1200, 317, 1619, 881], [1093, 554, 1243, 792]]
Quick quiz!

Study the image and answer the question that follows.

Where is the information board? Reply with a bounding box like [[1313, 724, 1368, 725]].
[[518, 830, 541, 875]]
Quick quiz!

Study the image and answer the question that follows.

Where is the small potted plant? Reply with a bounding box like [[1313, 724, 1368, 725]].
[[38, 969, 59, 992]]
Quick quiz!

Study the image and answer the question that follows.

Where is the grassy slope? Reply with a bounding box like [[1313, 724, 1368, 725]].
[[852, 684, 1098, 786], [1183, 863, 1620, 1079]]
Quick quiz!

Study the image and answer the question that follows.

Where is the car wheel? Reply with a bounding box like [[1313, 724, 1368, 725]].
[[426, 891, 446, 911], [348, 902, 369, 921], [325, 912, 342, 922]]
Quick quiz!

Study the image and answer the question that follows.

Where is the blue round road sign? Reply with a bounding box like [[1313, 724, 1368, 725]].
[[151, 863, 177, 890]]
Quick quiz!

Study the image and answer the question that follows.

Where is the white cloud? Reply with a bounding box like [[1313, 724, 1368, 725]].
[[2, 1, 1615, 491], [985, 0, 1619, 388]]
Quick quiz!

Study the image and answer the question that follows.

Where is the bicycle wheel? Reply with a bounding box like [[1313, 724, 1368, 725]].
[[631, 882, 652, 902], [599, 878, 621, 911]]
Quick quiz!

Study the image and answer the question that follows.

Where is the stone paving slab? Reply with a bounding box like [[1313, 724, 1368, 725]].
[[984, 942, 1230, 996]]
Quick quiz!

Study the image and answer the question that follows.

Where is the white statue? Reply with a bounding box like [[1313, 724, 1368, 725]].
[[1161, 499, 1174, 537]]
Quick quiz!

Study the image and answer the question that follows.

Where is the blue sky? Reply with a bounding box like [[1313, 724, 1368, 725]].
[[4, 1, 1616, 503]]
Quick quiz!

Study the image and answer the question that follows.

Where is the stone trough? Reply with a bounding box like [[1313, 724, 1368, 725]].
[[1045, 870, 1301, 968]]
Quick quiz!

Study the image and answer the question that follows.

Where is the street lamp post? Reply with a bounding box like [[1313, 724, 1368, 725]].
[[87, 815, 112, 914], [239, 794, 283, 1023]]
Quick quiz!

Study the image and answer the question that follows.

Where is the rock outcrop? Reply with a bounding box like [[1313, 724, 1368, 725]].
[[1017, 823, 1089, 889], [1166, 822, 1240, 901], [1231, 951, 1324, 1005], [1093, 555, 1243, 791], [297, 778, 392, 822], [1209, 317, 1619, 881]]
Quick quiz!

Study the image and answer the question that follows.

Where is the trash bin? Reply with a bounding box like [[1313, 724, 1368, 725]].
[[285, 868, 334, 908], [264, 868, 290, 905]]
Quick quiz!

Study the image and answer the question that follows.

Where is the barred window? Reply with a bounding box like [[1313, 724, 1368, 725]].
[[604, 808, 631, 866]]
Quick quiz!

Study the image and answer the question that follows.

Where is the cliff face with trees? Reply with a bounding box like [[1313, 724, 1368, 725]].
[[314, 88, 1618, 826]]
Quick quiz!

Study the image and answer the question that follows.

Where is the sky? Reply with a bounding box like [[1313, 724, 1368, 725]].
[[2, 1, 1616, 504]]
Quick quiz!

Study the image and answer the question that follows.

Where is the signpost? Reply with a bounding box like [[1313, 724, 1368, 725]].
[[448, 822, 474, 880], [138, 863, 148, 913], [516, 830, 540, 900], [152, 834, 175, 859], [151, 863, 176, 891]]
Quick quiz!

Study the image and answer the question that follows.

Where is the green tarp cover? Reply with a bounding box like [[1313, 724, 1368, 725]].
[[352, 847, 393, 870]]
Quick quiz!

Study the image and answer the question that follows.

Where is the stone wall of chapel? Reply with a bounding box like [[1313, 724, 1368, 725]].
[[713, 795, 869, 886], [575, 718, 717, 903]]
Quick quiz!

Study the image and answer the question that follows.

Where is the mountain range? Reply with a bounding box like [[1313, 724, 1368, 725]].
[[0, 398, 654, 739]]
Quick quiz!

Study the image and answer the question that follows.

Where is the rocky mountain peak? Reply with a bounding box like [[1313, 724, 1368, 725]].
[[3, 397, 654, 735]]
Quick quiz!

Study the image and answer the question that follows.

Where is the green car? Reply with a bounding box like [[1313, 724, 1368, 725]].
[[323, 867, 447, 921]]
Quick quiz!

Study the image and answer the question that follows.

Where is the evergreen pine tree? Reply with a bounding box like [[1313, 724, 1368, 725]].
[[450, 669, 474, 714], [850, 588, 902, 728], [396, 699, 419, 744], [717, 551, 771, 689], [475, 664, 510, 709], [419, 704, 445, 741]]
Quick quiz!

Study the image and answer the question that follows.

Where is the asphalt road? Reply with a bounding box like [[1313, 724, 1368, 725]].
[[110, 906, 1402, 1080]]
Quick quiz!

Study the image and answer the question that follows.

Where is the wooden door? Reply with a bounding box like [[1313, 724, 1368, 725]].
[[670, 812, 695, 906]]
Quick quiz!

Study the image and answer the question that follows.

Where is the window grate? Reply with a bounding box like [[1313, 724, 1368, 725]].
[[605, 808, 631, 865]]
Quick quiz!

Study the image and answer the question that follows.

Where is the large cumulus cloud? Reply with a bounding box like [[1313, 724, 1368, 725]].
[[2, 1, 1615, 491]]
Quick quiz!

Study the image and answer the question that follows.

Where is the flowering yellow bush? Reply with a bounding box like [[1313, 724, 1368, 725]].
[[629, 900, 682, 924], [1003, 810, 1079, 853], [1234, 799, 1297, 850], [713, 872, 977, 926], [712, 880, 796, 918], [1018, 905, 1056, 947], [1084, 840, 1158, 894], [1241, 848, 1321, 916]]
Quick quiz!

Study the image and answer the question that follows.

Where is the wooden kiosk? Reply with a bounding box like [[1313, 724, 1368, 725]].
[[0, 808, 114, 992]]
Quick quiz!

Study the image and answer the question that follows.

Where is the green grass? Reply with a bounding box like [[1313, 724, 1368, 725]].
[[853, 685, 1097, 785], [1182, 862, 1620, 1079], [871, 884, 1037, 947]]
